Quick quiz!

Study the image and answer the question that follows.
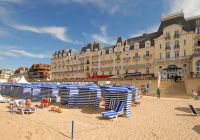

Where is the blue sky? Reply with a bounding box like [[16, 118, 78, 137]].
[[0, 0, 200, 70]]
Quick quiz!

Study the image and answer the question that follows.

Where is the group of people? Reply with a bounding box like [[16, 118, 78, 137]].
[[170, 75, 182, 83]]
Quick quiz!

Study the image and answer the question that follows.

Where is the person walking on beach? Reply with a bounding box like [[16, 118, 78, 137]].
[[157, 87, 161, 98]]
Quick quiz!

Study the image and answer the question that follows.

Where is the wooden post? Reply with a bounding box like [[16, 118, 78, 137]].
[[71, 120, 74, 140]]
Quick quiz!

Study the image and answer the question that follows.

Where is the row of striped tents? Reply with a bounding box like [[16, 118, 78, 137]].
[[104, 87, 132, 117]]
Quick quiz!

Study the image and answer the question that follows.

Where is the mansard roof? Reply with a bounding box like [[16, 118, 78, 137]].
[[157, 16, 193, 33], [127, 32, 160, 49], [81, 42, 101, 52]]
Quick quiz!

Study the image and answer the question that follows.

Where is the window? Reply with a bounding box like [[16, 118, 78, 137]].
[[195, 19, 200, 25], [110, 71, 112, 75], [166, 52, 170, 58], [117, 70, 120, 75], [146, 51, 150, 56], [135, 52, 139, 58], [134, 43, 139, 50], [125, 46, 130, 51], [174, 31, 179, 38], [166, 32, 170, 39], [146, 68, 150, 74], [175, 41, 180, 48], [166, 42, 170, 48], [184, 50, 186, 56], [160, 53, 162, 59], [195, 27, 200, 34], [184, 39, 186, 45], [175, 51, 179, 58], [198, 40, 200, 46], [183, 64, 187, 67], [196, 61, 200, 74], [160, 44, 162, 49]]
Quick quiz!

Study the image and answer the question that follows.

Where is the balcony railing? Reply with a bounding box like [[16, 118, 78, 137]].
[[143, 54, 152, 58], [165, 36, 171, 40], [165, 47, 171, 50], [174, 45, 180, 49], [133, 56, 140, 60], [174, 34, 180, 38]]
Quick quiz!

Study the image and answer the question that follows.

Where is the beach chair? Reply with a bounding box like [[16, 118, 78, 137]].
[[0, 94, 10, 103], [12, 99, 36, 115], [101, 101, 124, 119], [109, 99, 116, 110], [189, 105, 200, 115]]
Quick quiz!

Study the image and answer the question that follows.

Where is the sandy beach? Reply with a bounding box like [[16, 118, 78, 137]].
[[0, 96, 200, 140]]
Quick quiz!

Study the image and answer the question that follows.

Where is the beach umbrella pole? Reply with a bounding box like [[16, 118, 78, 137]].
[[71, 120, 74, 140]]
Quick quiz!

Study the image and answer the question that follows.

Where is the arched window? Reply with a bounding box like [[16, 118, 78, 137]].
[[196, 61, 200, 74]]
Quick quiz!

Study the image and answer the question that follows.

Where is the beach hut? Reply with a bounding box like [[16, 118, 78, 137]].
[[69, 84, 101, 111], [104, 87, 132, 117], [121, 84, 139, 101], [58, 84, 79, 105]]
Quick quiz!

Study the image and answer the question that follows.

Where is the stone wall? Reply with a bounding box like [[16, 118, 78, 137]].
[[184, 77, 200, 96]]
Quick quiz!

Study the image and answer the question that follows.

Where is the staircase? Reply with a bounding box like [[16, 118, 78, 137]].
[[158, 80, 189, 98]]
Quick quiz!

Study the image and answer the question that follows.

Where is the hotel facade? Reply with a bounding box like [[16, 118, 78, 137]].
[[51, 12, 200, 81]]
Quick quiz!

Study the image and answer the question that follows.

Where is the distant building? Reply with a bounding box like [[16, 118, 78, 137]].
[[51, 11, 200, 81], [0, 69, 14, 83], [28, 63, 51, 80], [9, 66, 29, 82]]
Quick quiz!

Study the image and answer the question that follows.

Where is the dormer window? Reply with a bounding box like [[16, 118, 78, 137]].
[[102, 50, 106, 55], [196, 27, 200, 34], [134, 43, 139, 50], [195, 19, 200, 25], [145, 41, 151, 48], [125, 45, 130, 51], [109, 49, 113, 54]]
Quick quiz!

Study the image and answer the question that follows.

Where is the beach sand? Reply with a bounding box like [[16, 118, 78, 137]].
[[0, 96, 200, 140]]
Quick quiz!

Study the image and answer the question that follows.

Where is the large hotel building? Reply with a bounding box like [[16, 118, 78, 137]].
[[51, 11, 200, 81]]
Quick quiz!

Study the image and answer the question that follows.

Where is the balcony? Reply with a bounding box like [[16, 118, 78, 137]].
[[123, 57, 130, 61], [165, 36, 171, 40], [133, 56, 140, 60], [143, 54, 152, 59], [194, 43, 200, 50], [174, 34, 180, 39], [174, 45, 180, 49], [115, 58, 121, 62], [165, 47, 171, 50]]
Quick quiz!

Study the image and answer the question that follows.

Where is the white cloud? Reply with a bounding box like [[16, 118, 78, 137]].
[[0, 48, 50, 59], [51, 0, 121, 15], [130, 24, 159, 37], [88, 25, 116, 45], [166, 0, 200, 17], [11, 24, 82, 44]]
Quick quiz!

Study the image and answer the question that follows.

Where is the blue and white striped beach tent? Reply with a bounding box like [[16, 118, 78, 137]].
[[69, 84, 101, 110], [100, 84, 113, 98], [121, 84, 139, 101], [31, 84, 43, 101], [104, 87, 132, 117], [3, 84, 12, 96], [58, 84, 79, 105]]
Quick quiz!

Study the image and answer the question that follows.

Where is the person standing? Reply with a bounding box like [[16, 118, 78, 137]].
[[157, 87, 161, 98]]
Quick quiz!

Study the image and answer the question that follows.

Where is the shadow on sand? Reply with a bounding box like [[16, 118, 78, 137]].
[[192, 125, 200, 134]]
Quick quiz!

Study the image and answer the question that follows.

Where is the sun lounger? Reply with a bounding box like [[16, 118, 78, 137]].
[[0, 94, 11, 103], [109, 98, 116, 110], [12, 99, 36, 115], [189, 105, 200, 115], [101, 101, 124, 119]]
